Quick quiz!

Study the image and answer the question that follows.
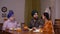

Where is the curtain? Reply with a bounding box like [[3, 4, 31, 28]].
[[25, 0, 41, 25]]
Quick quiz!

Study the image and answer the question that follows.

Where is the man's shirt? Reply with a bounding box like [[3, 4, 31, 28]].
[[2, 19, 19, 30]]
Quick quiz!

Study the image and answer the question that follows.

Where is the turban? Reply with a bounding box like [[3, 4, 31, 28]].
[[7, 10, 14, 18], [31, 10, 38, 16]]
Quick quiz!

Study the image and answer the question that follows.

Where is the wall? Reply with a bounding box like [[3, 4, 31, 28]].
[[25, 0, 40, 25], [40, 0, 50, 14], [0, 0, 60, 24], [40, 0, 56, 24], [0, 0, 25, 23], [55, 0, 60, 19]]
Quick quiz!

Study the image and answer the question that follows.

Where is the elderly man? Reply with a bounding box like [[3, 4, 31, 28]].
[[2, 10, 20, 31]]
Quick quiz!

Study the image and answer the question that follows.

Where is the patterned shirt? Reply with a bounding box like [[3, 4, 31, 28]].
[[29, 18, 44, 29]]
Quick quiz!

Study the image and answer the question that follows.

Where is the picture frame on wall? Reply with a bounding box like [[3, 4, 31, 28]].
[[1, 7, 7, 12], [2, 13, 7, 17]]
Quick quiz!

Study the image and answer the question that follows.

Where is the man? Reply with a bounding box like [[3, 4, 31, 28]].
[[29, 10, 44, 29], [2, 10, 20, 31]]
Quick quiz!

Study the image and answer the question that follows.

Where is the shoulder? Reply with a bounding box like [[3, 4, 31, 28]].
[[47, 20, 52, 25], [49, 20, 52, 23], [30, 18, 34, 22], [30, 18, 32, 21], [4, 19, 10, 24], [3, 20, 10, 26]]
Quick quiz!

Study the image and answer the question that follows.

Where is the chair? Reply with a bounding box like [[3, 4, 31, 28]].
[[21, 23, 28, 31], [1, 31, 12, 34], [21, 23, 25, 29], [54, 19, 60, 34], [0, 23, 3, 31]]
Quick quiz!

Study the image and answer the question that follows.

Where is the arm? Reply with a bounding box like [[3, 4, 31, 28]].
[[2, 21, 7, 30], [39, 19, 45, 27], [16, 22, 21, 28], [28, 21, 33, 29]]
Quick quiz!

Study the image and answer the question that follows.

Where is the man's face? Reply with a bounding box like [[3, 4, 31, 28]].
[[9, 15, 15, 21], [33, 13, 38, 19]]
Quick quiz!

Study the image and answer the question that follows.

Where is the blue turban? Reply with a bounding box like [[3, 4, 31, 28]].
[[7, 10, 14, 18]]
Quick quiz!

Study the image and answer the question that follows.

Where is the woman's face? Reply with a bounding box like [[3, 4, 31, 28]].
[[33, 13, 38, 19], [42, 15, 45, 20]]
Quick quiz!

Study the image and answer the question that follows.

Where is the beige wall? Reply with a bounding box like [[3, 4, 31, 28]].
[[40, 0, 56, 24], [40, 0, 50, 14], [40, 0, 60, 19], [0, 0, 25, 23], [0, 0, 60, 24], [55, 0, 60, 19]]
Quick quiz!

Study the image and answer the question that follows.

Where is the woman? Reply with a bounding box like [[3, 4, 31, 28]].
[[42, 12, 54, 34]]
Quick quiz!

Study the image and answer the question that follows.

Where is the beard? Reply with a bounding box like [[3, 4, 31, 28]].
[[34, 17, 38, 20]]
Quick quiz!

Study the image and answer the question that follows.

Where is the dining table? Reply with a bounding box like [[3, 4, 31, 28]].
[[0, 30, 55, 34]]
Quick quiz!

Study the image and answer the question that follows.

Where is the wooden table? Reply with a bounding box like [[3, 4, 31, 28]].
[[0, 30, 12, 34], [0, 30, 54, 34], [12, 31, 54, 34]]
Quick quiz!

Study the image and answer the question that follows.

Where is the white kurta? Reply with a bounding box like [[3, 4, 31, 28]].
[[2, 19, 20, 30]]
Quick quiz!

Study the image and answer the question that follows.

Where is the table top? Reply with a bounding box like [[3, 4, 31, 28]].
[[0, 30, 54, 34], [0, 30, 12, 34], [12, 31, 54, 34]]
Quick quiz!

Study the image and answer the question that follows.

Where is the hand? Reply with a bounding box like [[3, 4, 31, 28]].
[[32, 27, 36, 30], [5, 28, 9, 32]]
